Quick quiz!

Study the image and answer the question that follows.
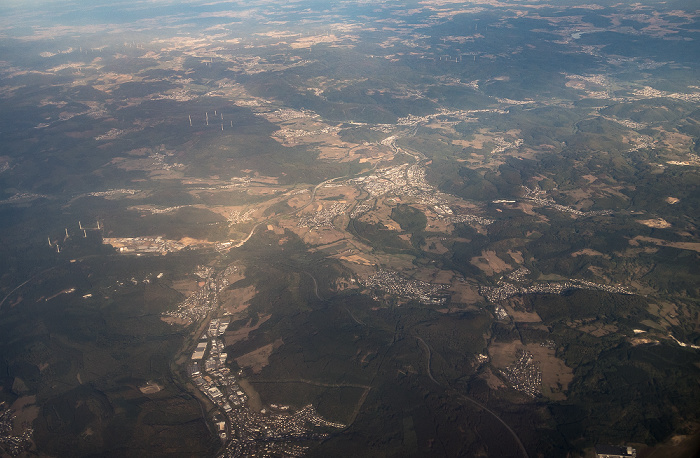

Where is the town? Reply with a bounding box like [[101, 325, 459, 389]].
[[364, 269, 449, 305], [480, 276, 632, 304], [0, 403, 33, 457], [520, 186, 613, 217], [297, 202, 349, 229], [161, 263, 345, 456], [188, 318, 345, 458], [164, 265, 236, 323], [500, 350, 542, 398]]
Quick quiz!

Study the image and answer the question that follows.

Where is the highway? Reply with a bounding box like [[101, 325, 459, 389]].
[[414, 334, 530, 458]]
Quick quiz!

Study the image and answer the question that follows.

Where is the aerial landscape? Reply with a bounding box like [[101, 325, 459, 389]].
[[0, 0, 699, 456]]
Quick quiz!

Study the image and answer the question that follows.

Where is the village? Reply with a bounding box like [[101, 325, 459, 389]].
[[164, 265, 236, 323], [480, 277, 632, 305], [519, 186, 613, 217], [364, 269, 449, 306], [0, 403, 33, 456], [499, 350, 542, 398]]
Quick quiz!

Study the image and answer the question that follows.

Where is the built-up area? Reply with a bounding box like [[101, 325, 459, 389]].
[[520, 186, 613, 217], [163, 265, 344, 457], [164, 265, 237, 323], [188, 318, 345, 458], [364, 269, 449, 305], [480, 271, 632, 306], [0, 403, 33, 456], [349, 162, 494, 227], [499, 350, 542, 398]]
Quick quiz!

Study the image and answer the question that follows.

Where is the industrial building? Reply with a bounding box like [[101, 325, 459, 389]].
[[192, 341, 208, 360], [595, 445, 636, 458]]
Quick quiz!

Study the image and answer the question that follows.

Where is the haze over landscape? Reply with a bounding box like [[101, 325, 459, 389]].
[[1, 0, 699, 456]]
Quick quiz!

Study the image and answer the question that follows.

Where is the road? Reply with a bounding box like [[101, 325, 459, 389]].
[[414, 335, 529, 458], [0, 266, 57, 310], [231, 222, 263, 248], [302, 271, 322, 301], [206, 137, 527, 455], [230, 174, 354, 251], [344, 307, 365, 326], [415, 336, 440, 386]]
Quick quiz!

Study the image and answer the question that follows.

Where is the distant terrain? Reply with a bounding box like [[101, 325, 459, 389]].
[[1, 0, 699, 457]]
